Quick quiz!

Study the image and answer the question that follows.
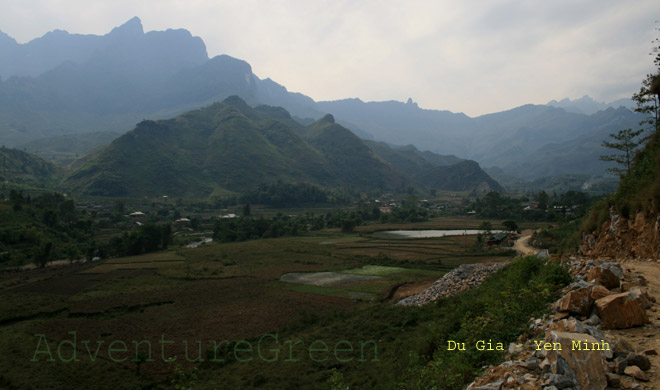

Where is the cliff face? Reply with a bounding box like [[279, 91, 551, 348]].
[[580, 209, 660, 260]]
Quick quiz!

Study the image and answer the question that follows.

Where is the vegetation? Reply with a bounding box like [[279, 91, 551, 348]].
[[467, 190, 594, 222], [0, 191, 93, 266], [599, 128, 645, 176], [192, 256, 570, 389], [582, 33, 660, 231]]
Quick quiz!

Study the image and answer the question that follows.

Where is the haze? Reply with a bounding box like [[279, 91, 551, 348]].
[[1, 0, 659, 116]]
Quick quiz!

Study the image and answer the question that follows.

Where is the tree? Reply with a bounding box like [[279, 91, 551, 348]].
[[632, 33, 660, 135], [599, 128, 644, 176], [478, 221, 493, 237], [502, 220, 518, 232]]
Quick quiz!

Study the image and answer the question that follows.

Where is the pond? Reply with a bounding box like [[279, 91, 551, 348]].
[[373, 229, 506, 239]]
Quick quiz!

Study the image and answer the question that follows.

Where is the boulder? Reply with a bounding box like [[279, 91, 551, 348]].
[[595, 292, 649, 329], [626, 353, 651, 371], [587, 266, 620, 289], [627, 287, 653, 309], [545, 331, 609, 390], [590, 285, 611, 300], [623, 365, 649, 381], [553, 287, 593, 315]]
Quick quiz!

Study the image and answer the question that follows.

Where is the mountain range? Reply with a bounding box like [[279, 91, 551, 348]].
[[0, 17, 645, 186], [61, 96, 501, 197]]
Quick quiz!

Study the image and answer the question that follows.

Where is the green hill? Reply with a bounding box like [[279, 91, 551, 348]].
[[62, 97, 407, 197], [415, 160, 504, 192], [0, 146, 63, 188]]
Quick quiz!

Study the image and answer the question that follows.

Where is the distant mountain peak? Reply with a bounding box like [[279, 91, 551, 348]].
[[0, 30, 18, 46], [321, 114, 335, 124], [546, 95, 634, 115], [110, 16, 144, 36]]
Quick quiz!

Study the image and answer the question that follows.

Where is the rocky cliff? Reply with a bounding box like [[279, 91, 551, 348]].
[[581, 209, 660, 260]]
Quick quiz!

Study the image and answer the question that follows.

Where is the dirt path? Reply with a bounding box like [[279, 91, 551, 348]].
[[605, 261, 660, 389], [513, 229, 539, 256]]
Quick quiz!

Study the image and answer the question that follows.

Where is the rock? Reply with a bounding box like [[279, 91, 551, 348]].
[[614, 357, 628, 374], [600, 261, 624, 279], [641, 349, 657, 356], [627, 287, 653, 309], [540, 358, 552, 373], [553, 288, 593, 316], [606, 372, 621, 388], [612, 339, 635, 358], [586, 313, 601, 326], [545, 331, 608, 390], [623, 365, 649, 381], [550, 317, 587, 333], [397, 262, 507, 306], [626, 353, 651, 371], [545, 373, 576, 389], [595, 293, 649, 329], [590, 285, 611, 300], [467, 379, 504, 390], [587, 266, 620, 289], [509, 342, 524, 355], [519, 357, 540, 371]]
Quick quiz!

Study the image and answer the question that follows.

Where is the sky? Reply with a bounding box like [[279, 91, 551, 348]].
[[1, 0, 659, 117]]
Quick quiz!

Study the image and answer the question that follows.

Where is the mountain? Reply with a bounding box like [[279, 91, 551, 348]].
[[414, 160, 504, 193], [0, 146, 63, 188], [0, 18, 642, 183], [62, 97, 502, 197], [317, 98, 474, 156], [547, 95, 635, 115], [61, 97, 409, 197], [0, 18, 321, 147], [363, 141, 500, 191], [319, 98, 642, 179]]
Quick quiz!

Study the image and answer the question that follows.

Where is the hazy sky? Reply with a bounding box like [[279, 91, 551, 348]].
[[1, 0, 659, 116]]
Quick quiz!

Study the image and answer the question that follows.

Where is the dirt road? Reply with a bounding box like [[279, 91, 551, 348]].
[[513, 229, 539, 256], [607, 261, 660, 389]]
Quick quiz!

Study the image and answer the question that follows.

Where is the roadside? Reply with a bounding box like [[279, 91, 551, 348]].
[[609, 260, 660, 389]]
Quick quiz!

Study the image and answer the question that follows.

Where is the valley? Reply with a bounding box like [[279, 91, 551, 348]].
[[0, 10, 659, 390], [0, 216, 530, 389]]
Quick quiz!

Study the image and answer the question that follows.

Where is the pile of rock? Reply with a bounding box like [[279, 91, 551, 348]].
[[467, 258, 657, 390], [396, 262, 508, 306]]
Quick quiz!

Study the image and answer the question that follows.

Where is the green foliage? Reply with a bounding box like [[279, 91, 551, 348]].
[[239, 181, 332, 207], [502, 220, 518, 232], [399, 256, 570, 389], [0, 191, 95, 266], [0, 146, 62, 187], [599, 128, 645, 176], [583, 34, 660, 231], [469, 190, 595, 222], [105, 223, 172, 257]]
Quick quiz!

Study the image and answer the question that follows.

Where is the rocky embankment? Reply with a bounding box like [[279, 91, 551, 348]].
[[581, 209, 660, 259], [467, 258, 659, 390], [396, 262, 508, 306]]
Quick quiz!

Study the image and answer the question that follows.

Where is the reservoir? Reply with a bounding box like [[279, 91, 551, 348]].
[[373, 229, 506, 239]]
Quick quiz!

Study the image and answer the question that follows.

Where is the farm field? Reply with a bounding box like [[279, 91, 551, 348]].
[[0, 221, 516, 389]]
